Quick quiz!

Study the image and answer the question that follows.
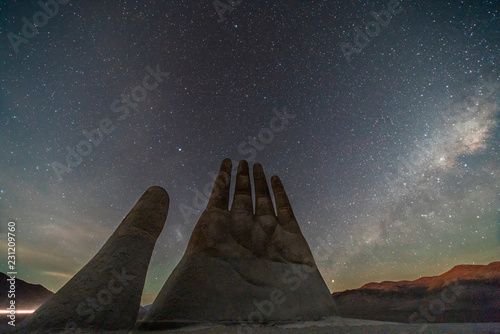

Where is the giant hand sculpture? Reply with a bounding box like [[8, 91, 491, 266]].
[[15, 187, 169, 333], [140, 159, 336, 328]]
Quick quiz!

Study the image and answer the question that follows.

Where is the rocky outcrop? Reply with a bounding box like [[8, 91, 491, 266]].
[[332, 261, 500, 323], [15, 186, 169, 333], [139, 160, 336, 329]]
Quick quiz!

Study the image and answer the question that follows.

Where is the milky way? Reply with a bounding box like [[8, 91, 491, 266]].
[[0, 1, 499, 304], [318, 78, 500, 289]]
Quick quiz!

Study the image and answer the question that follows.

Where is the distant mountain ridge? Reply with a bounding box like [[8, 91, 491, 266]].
[[2, 261, 499, 327], [0, 272, 152, 325], [332, 261, 500, 323], [360, 261, 500, 291], [0, 272, 55, 329], [0, 272, 54, 311]]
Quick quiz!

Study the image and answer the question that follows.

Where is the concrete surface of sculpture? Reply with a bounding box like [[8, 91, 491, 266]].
[[140, 160, 336, 329], [15, 186, 169, 333]]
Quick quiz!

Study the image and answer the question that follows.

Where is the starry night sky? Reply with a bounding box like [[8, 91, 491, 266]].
[[1, 0, 499, 305]]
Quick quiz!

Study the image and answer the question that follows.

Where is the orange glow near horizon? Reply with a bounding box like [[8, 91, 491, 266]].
[[0, 310, 35, 314]]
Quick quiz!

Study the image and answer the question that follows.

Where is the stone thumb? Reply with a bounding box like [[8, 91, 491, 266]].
[[15, 186, 169, 333]]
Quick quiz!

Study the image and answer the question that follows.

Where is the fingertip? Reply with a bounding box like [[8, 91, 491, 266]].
[[119, 186, 170, 240], [271, 175, 300, 233], [253, 163, 264, 177], [221, 158, 233, 172], [146, 186, 169, 202], [231, 160, 253, 212], [271, 175, 282, 188], [207, 159, 232, 210], [254, 164, 275, 217], [238, 160, 249, 172]]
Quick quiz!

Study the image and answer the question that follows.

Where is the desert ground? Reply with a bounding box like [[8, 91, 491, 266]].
[[29, 317, 500, 334], [132, 318, 500, 334], [3, 316, 500, 333]]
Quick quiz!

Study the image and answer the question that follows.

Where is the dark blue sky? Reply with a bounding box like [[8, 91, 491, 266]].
[[0, 0, 499, 304]]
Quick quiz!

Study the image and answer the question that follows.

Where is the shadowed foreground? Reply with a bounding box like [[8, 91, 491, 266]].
[[6, 317, 500, 334]]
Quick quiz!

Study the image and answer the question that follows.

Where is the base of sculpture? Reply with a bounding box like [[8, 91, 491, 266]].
[[138, 252, 337, 329]]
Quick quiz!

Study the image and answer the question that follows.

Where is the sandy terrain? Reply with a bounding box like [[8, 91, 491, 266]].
[[2, 316, 500, 333], [136, 317, 500, 334]]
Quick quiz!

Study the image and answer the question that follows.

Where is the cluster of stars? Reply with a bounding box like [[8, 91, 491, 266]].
[[0, 1, 498, 304]]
